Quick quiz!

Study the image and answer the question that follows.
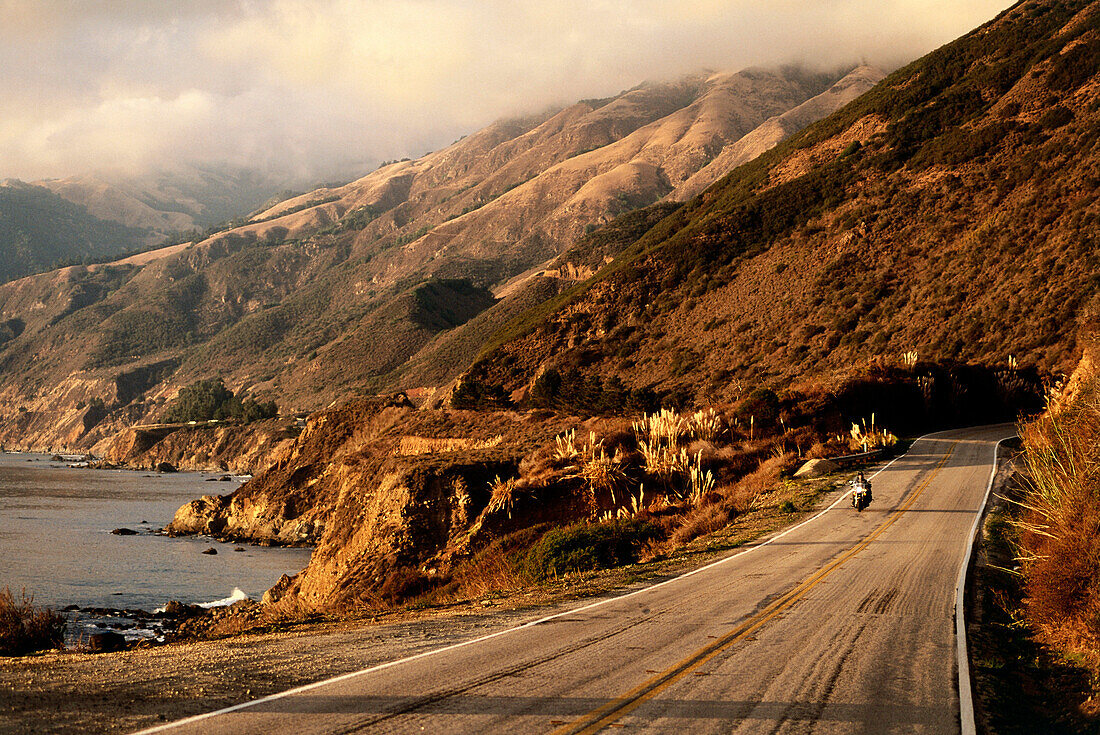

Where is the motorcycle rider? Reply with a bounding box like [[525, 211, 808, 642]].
[[854, 471, 872, 506], [849, 473, 875, 508]]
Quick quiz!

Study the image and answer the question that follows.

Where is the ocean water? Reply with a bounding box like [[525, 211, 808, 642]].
[[0, 452, 311, 612]]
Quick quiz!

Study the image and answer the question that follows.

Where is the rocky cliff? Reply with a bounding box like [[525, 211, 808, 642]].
[[167, 396, 581, 608], [101, 418, 299, 474]]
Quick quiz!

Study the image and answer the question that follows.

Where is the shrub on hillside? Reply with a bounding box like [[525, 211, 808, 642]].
[[525, 367, 678, 416], [0, 588, 65, 656], [163, 379, 277, 423], [451, 376, 512, 410], [520, 519, 661, 581]]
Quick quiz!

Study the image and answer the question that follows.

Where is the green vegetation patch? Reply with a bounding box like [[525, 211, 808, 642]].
[[163, 378, 277, 423], [520, 518, 662, 581]]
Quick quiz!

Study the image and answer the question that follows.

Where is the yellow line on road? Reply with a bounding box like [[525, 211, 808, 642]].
[[553, 442, 957, 734]]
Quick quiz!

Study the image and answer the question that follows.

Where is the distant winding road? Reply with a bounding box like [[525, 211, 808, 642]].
[[139, 425, 1011, 735]]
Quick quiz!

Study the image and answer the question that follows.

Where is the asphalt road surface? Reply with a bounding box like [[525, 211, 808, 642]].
[[141, 425, 1011, 735]]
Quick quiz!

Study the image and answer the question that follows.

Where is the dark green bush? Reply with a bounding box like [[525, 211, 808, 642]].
[[451, 376, 512, 410], [737, 388, 781, 424], [521, 519, 662, 581], [163, 379, 277, 423], [1045, 38, 1100, 93], [525, 367, 670, 416]]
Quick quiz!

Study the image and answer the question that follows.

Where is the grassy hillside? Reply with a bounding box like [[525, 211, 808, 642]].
[[461, 0, 1100, 410]]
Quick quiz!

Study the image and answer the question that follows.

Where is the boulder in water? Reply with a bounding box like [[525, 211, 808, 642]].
[[200, 546, 218, 555]]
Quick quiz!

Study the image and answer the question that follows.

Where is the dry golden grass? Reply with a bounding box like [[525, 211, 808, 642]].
[[571, 445, 628, 505], [486, 475, 520, 519], [730, 453, 790, 512], [687, 408, 725, 442], [448, 546, 525, 599], [0, 587, 64, 656], [846, 415, 897, 452], [553, 429, 581, 462], [688, 455, 715, 505], [395, 434, 503, 456], [1017, 376, 1100, 677], [670, 501, 734, 546], [633, 408, 686, 447]]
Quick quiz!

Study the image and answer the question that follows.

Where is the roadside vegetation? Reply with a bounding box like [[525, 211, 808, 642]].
[[180, 393, 901, 641], [969, 301, 1100, 732], [970, 456, 1100, 734], [163, 379, 277, 423], [1017, 376, 1100, 683], [0, 587, 65, 656]]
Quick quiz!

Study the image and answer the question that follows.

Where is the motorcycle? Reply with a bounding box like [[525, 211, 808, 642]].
[[850, 477, 872, 512]]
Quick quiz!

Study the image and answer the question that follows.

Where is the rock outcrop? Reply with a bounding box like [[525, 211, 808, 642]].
[[166, 396, 582, 608]]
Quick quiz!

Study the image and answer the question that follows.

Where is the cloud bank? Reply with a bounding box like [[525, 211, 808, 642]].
[[0, 0, 1012, 182]]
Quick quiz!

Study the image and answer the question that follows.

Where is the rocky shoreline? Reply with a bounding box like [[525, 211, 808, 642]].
[[0, 415, 300, 475]]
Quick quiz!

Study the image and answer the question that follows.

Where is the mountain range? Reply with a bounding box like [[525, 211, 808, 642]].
[[0, 64, 883, 450], [461, 0, 1100, 409]]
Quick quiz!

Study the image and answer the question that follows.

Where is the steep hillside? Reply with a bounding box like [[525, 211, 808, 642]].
[[667, 65, 885, 201], [385, 68, 886, 394], [0, 65, 870, 450], [0, 181, 149, 282], [461, 0, 1100, 410]]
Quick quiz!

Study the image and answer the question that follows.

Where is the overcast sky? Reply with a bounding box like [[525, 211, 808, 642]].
[[0, 0, 1012, 183]]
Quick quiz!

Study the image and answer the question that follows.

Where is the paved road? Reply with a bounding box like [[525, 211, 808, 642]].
[[141, 425, 1011, 735]]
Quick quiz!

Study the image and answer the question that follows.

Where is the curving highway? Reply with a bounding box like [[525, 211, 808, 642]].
[[138, 424, 1011, 735]]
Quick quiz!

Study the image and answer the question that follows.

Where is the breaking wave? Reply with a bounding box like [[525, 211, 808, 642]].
[[198, 587, 250, 608]]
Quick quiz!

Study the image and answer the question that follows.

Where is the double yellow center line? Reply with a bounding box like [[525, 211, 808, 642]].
[[552, 443, 956, 734]]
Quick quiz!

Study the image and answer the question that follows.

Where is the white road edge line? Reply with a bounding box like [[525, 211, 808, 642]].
[[133, 430, 950, 734], [955, 434, 1013, 735]]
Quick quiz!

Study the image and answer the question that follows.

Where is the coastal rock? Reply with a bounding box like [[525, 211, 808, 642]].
[[201, 547, 218, 555], [261, 573, 295, 605], [101, 420, 298, 475], [85, 630, 126, 653], [166, 494, 231, 536], [160, 600, 203, 618], [110, 527, 138, 535], [165, 397, 587, 609], [155, 462, 177, 473]]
